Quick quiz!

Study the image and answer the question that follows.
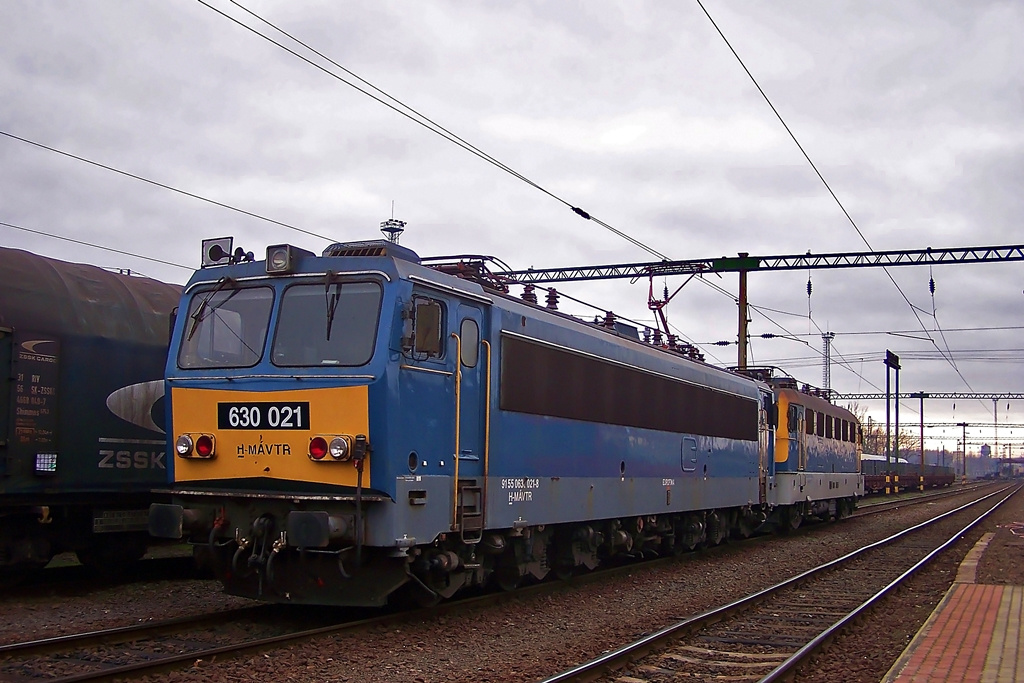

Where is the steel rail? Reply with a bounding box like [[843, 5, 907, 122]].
[[537, 483, 1018, 683], [852, 481, 993, 517], [34, 614, 387, 683], [11, 546, 727, 682], [0, 605, 271, 656], [759, 483, 1019, 682], [10, 484, 1003, 681]]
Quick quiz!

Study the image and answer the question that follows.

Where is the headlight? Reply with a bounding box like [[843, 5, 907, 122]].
[[266, 244, 294, 274], [329, 437, 350, 461], [175, 434, 194, 456]]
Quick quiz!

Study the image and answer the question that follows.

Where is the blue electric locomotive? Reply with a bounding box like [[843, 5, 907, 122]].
[[150, 238, 861, 606]]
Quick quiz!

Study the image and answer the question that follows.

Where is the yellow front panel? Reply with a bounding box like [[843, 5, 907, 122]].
[[775, 394, 790, 463], [171, 385, 369, 485]]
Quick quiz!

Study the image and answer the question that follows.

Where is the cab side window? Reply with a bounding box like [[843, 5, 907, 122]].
[[460, 318, 479, 368], [411, 298, 444, 359]]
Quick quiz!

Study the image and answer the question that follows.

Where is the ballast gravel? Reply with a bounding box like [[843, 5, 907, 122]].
[[0, 484, 1020, 683]]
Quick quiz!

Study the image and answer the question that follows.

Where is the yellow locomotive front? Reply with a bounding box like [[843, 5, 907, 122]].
[[170, 385, 369, 489]]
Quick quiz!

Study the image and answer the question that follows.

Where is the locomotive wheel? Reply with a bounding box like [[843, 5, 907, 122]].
[[393, 576, 442, 608], [663, 536, 685, 556], [706, 511, 728, 545], [409, 584, 442, 608], [733, 518, 755, 539], [675, 514, 704, 551], [553, 564, 575, 581], [414, 592, 441, 608], [781, 506, 803, 533], [494, 565, 522, 592]]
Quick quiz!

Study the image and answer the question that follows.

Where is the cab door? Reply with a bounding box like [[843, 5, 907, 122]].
[[451, 304, 488, 541], [798, 408, 808, 471], [758, 390, 775, 504]]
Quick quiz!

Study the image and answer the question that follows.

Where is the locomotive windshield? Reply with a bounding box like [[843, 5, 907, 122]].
[[271, 281, 382, 367], [178, 286, 274, 369]]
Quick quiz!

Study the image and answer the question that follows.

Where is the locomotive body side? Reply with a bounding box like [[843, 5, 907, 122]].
[[484, 299, 763, 527], [150, 241, 856, 606], [0, 247, 180, 572], [771, 386, 863, 516]]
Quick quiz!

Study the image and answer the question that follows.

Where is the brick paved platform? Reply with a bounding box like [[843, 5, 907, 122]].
[[884, 533, 1024, 682]]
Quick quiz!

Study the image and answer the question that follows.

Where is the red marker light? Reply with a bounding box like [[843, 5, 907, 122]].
[[196, 435, 214, 457], [309, 437, 329, 460]]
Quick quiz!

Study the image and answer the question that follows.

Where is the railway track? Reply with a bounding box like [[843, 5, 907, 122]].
[[0, 557, 659, 682], [0, 538, 759, 683], [852, 481, 995, 517], [0, 605, 272, 658], [0, 483, 1003, 682], [539, 483, 1019, 683], [0, 603, 360, 682]]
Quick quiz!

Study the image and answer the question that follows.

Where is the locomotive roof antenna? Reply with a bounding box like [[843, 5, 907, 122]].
[[380, 218, 406, 244], [380, 201, 406, 244]]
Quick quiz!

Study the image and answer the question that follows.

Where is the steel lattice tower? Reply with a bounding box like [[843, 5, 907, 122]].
[[822, 332, 835, 397]]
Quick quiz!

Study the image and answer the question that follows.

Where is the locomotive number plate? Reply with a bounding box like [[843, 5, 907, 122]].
[[217, 402, 310, 430]]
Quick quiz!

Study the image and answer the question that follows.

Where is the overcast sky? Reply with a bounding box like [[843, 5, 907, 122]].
[[3, 1, 1021, 453]]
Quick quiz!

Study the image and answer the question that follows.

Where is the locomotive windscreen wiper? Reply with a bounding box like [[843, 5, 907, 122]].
[[186, 277, 238, 341], [325, 271, 341, 341]]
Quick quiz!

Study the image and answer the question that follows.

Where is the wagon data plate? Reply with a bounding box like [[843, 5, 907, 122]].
[[217, 402, 310, 430]]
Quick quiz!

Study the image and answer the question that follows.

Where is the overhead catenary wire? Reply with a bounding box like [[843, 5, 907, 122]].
[[206, 0, 773, 365], [0, 130, 334, 243], [0, 220, 193, 271], [680, 268, 885, 394], [760, 349, 1024, 366], [748, 300, 888, 396], [686, 266, 888, 394], [695, 0, 979, 399], [4, 6, 1003, 417], [200, 0, 669, 262], [926, 267, 963, 375], [773, 325, 1024, 338], [1, 124, 710, 361], [636, 265, 873, 390]]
